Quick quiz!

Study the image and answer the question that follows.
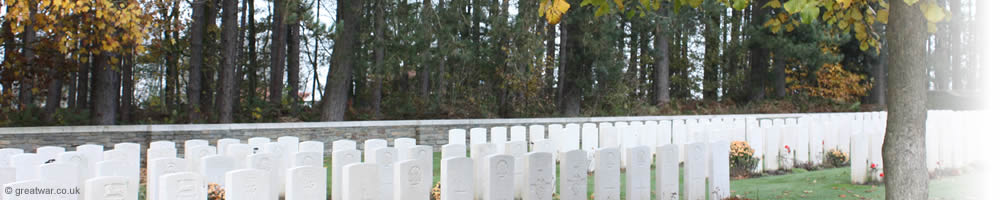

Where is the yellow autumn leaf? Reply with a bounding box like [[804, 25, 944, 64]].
[[920, 2, 945, 23], [875, 9, 889, 24], [540, 0, 570, 25]]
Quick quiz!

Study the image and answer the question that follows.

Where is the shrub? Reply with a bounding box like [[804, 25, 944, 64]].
[[208, 183, 225, 200], [730, 141, 760, 178], [824, 149, 849, 167]]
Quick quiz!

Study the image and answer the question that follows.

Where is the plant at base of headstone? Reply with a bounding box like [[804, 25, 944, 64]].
[[729, 141, 759, 178], [866, 164, 884, 184], [824, 149, 849, 168], [431, 182, 441, 200], [208, 183, 226, 200]]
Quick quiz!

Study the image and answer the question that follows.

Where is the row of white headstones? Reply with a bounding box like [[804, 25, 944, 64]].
[[0, 110, 979, 200]]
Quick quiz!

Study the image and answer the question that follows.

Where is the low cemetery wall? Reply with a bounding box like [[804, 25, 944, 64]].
[[0, 113, 806, 157]]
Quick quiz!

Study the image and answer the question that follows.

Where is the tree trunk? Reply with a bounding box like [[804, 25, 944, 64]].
[[269, 0, 286, 105], [120, 52, 134, 123], [18, 0, 38, 109], [91, 53, 116, 125], [948, 0, 962, 91], [559, 10, 590, 117], [67, 69, 77, 109], [218, 0, 238, 123], [372, 0, 385, 119], [773, 50, 786, 97], [202, 0, 219, 117], [77, 55, 91, 109], [654, 7, 671, 105], [557, 23, 567, 107], [885, 0, 929, 199], [319, 0, 361, 121], [247, 0, 258, 102], [748, 0, 769, 101], [188, 0, 207, 122], [703, 11, 721, 101], [43, 69, 64, 122], [287, 17, 301, 108]]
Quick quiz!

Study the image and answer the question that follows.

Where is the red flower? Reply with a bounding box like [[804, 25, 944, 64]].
[[784, 145, 789, 149], [871, 164, 876, 169], [879, 173, 884, 177]]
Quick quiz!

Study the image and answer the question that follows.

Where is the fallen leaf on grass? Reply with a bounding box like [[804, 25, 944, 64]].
[[839, 194, 847, 198]]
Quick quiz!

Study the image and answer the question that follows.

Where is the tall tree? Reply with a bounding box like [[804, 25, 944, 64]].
[[703, 6, 721, 101], [189, 0, 207, 122], [372, 0, 385, 119], [218, 0, 238, 123], [269, 0, 287, 105], [654, 6, 670, 105], [247, 0, 258, 102], [884, 0, 929, 199], [748, 0, 769, 101], [92, 53, 116, 125], [287, 12, 301, 110], [320, 0, 362, 121]]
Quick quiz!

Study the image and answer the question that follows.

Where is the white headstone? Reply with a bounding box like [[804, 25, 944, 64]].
[[277, 136, 301, 154], [147, 147, 177, 160], [559, 150, 588, 200], [225, 169, 272, 200], [394, 138, 417, 161], [594, 147, 621, 200], [562, 124, 581, 152], [0, 148, 25, 167], [293, 151, 324, 167], [709, 142, 730, 200], [225, 144, 252, 169], [286, 166, 326, 200], [247, 153, 281, 196], [440, 157, 474, 200], [471, 143, 496, 200], [626, 146, 651, 200], [39, 162, 78, 186], [185, 139, 210, 153], [522, 152, 554, 200], [185, 145, 216, 173], [342, 163, 379, 200], [599, 125, 619, 148], [217, 138, 240, 155], [247, 137, 270, 153], [83, 176, 137, 200], [656, 144, 680, 200], [298, 141, 324, 154], [510, 126, 527, 142], [471, 128, 488, 145], [150, 141, 176, 150], [332, 140, 356, 152], [684, 143, 708, 200], [491, 126, 508, 153], [158, 172, 206, 200], [200, 155, 235, 186], [11, 153, 42, 181], [393, 159, 429, 200], [148, 158, 187, 200], [95, 160, 138, 196], [850, 135, 869, 184], [449, 129, 467, 145], [75, 145, 104, 171], [657, 120, 673, 147], [56, 151, 90, 184], [329, 149, 361, 200], [0, 167, 14, 192], [504, 141, 528, 198], [36, 146, 66, 162], [484, 154, 515, 200], [373, 147, 397, 200], [441, 144, 466, 159], [406, 145, 433, 191], [641, 121, 659, 151], [364, 139, 388, 162], [528, 125, 546, 143]]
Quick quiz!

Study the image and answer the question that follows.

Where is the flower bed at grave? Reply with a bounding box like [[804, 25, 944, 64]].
[[730, 141, 760, 179]]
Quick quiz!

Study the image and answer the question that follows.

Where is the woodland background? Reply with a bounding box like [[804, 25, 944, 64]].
[[0, 0, 984, 126]]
